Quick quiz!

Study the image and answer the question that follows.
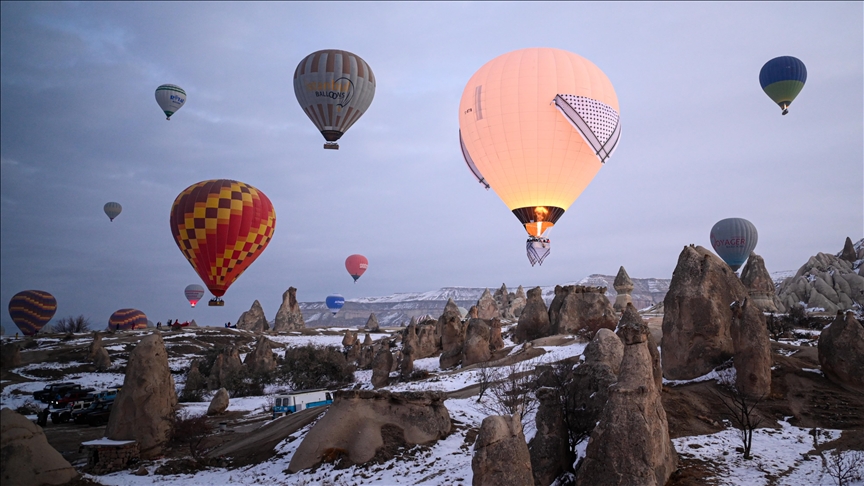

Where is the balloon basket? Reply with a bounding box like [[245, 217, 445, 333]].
[[323, 142, 339, 150], [208, 298, 225, 307]]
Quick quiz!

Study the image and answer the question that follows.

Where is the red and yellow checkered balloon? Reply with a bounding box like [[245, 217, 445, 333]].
[[170, 180, 276, 297]]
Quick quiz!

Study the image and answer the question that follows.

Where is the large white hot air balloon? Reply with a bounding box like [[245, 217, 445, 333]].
[[155, 84, 187, 120]]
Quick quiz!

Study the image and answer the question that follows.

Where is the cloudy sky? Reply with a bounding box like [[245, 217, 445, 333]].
[[1, 2, 861, 332]]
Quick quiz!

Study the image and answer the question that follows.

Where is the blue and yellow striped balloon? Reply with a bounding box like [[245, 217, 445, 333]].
[[9, 290, 57, 336], [759, 56, 806, 115]]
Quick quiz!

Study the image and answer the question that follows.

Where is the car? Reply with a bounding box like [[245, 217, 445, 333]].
[[50, 388, 96, 409], [72, 399, 112, 425], [33, 382, 78, 403], [86, 402, 113, 426], [50, 399, 93, 424]]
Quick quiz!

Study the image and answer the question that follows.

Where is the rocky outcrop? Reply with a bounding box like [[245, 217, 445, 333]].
[[273, 287, 305, 331], [493, 284, 511, 318], [476, 289, 500, 320], [342, 329, 358, 347], [740, 253, 779, 313], [365, 313, 380, 331], [576, 306, 677, 486], [462, 319, 492, 366], [88, 332, 104, 361], [207, 388, 229, 416], [0, 343, 21, 370], [776, 240, 864, 314], [730, 299, 772, 397], [288, 390, 451, 472], [105, 332, 178, 459], [508, 286, 527, 319], [410, 320, 442, 360], [840, 236, 857, 262], [244, 335, 277, 374], [436, 298, 462, 343], [818, 311, 864, 393], [399, 344, 414, 381], [584, 328, 624, 375], [550, 285, 617, 339], [1, 408, 79, 485], [661, 245, 744, 380], [489, 318, 505, 352], [514, 287, 551, 343], [613, 266, 635, 313], [208, 346, 243, 390], [93, 347, 112, 371], [236, 300, 269, 333], [529, 388, 571, 486], [439, 314, 465, 369], [371, 347, 394, 388], [472, 414, 533, 486]]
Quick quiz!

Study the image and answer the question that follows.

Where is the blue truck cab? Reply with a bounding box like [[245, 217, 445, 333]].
[[273, 390, 333, 419]]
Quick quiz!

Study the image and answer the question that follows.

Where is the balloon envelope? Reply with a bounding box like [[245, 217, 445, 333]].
[[155, 84, 187, 120], [109, 308, 147, 331], [710, 218, 758, 271], [170, 180, 276, 298], [294, 50, 376, 148], [345, 254, 368, 282], [185, 284, 205, 307], [104, 202, 122, 222], [9, 290, 56, 336], [759, 56, 806, 114], [326, 294, 345, 315]]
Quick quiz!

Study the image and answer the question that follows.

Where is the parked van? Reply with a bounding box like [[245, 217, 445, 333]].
[[272, 390, 333, 418]]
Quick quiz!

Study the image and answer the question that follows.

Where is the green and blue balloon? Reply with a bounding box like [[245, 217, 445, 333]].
[[759, 56, 806, 115]]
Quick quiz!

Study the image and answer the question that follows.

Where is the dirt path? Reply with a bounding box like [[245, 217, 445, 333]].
[[205, 406, 327, 466]]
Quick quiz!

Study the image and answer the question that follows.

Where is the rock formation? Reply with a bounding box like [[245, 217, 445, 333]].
[[0, 408, 79, 485], [436, 298, 463, 342], [508, 286, 527, 318], [576, 305, 677, 486], [584, 328, 624, 375], [775, 239, 863, 313], [244, 335, 277, 374], [613, 266, 635, 313], [549, 285, 617, 339], [0, 343, 21, 370], [93, 347, 112, 371], [288, 390, 451, 472], [489, 318, 505, 352], [439, 314, 466, 369], [371, 347, 394, 388], [273, 287, 305, 331], [818, 311, 864, 393], [462, 319, 492, 366], [476, 289, 500, 320], [729, 299, 772, 397], [207, 346, 243, 390], [207, 388, 229, 416], [529, 388, 571, 486], [365, 313, 380, 331], [236, 300, 269, 333], [342, 329, 358, 347], [399, 343, 414, 381], [472, 414, 533, 486], [105, 332, 178, 459], [88, 332, 104, 361], [493, 284, 510, 317], [514, 287, 551, 343], [740, 252, 779, 313], [661, 245, 744, 380], [840, 236, 857, 263]]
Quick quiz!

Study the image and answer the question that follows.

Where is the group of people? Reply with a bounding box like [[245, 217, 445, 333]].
[[223, 321, 236, 329], [155, 319, 190, 329]]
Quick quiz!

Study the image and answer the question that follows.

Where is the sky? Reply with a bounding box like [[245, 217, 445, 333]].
[[1, 2, 862, 332]]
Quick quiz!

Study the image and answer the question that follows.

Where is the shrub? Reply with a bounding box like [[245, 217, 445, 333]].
[[786, 304, 808, 328], [766, 313, 793, 341], [51, 315, 91, 334], [278, 344, 354, 390], [172, 410, 213, 457]]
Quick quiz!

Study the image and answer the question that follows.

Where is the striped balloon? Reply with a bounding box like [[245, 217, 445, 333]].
[[710, 218, 758, 272], [184, 284, 205, 307], [109, 308, 147, 331], [9, 290, 57, 336], [294, 50, 376, 149], [170, 180, 276, 298], [104, 202, 122, 222], [155, 84, 187, 120], [759, 57, 806, 115]]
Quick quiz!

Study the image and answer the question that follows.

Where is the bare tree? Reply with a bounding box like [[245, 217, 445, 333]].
[[482, 361, 537, 429], [824, 449, 864, 486], [546, 362, 597, 454], [475, 360, 500, 403], [715, 385, 764, 459], [765, 313, 793, 341], [51, 315, 91, 334]]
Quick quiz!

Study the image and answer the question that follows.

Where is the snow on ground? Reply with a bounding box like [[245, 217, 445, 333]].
[[267, 332, 391, 348], [663, 365, 737, 387]]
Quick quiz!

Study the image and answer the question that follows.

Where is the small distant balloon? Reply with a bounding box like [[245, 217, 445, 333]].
[[325, 294, 345, 315], [710, 218, 758, 272], [109, 308, 147, 331], [185, 284, 205, 308], [759, 56, 806, 115], [345, 254, 368, 283], [155, 84, 187, 120], [104, 202, 122, 222], [9, 290, 56, 336]]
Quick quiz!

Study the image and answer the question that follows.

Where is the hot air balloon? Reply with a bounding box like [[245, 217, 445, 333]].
[[109, 308, 147, 331], [759, 56, 806, 115], [8, 290, 56, 336], [185, 284, 205, 308], [345, 254, 368, 282], [459, 48, 621, 266], [155, 84, 187, 120], [104, 202, 122, 222], [710, 218, 758, 272], [170, 180, 276, 306], [294, 50, 376, 149], [326, 294, 345, 315]]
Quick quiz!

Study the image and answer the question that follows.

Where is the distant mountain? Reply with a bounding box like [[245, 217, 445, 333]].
[[299, 274, 672, 328]]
